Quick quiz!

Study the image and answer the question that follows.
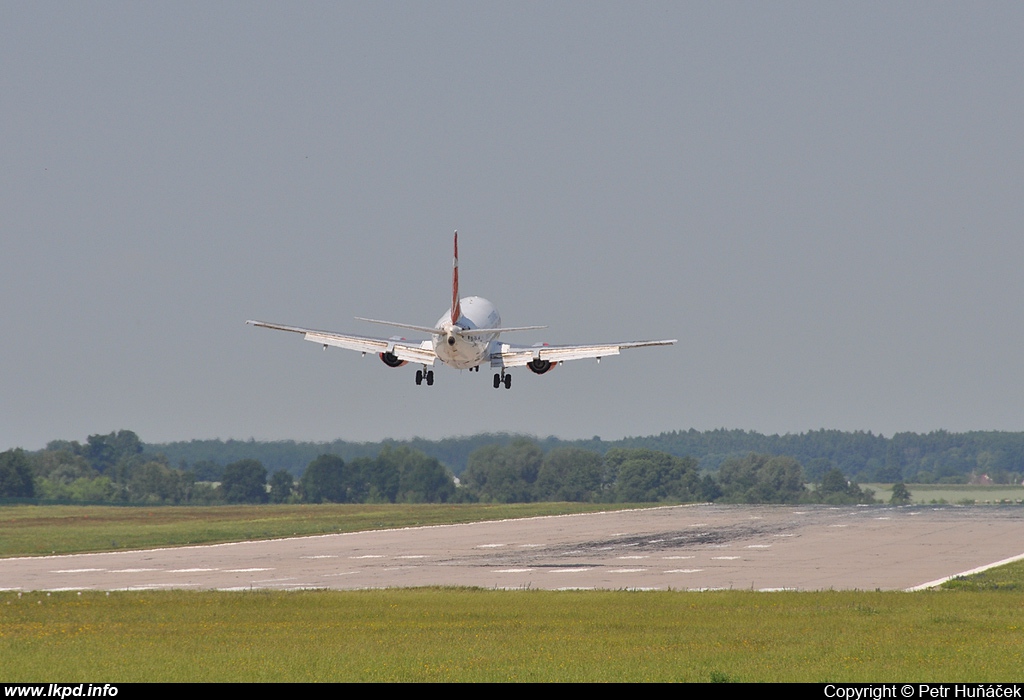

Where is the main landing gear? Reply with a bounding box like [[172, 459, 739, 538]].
[[415, 368, 434, 386], [493, 372, 512, 389]]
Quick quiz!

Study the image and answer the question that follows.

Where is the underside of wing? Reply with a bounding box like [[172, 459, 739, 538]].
[[247, 320, 436, 365], [490, 339, 676, 368]]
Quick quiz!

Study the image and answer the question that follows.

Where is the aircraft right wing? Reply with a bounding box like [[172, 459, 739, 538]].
[[246, 320, 437, 365], [489, 338, 677, 368]]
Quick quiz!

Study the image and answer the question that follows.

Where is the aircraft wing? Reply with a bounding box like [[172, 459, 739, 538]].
[[246, 320, 437, 365], [489, 339, 677, 368]]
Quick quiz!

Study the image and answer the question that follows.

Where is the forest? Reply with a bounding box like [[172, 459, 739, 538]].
[[7, 426, 1002, 506]]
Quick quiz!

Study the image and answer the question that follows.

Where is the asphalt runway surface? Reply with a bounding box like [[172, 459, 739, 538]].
[[3, 504, 1024, 592]]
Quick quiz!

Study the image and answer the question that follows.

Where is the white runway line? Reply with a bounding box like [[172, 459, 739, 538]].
[[167, 568, 216, 573], [906, 550, 1024, 591], [110, 568, 159, 572], [225, 568, 273, 572], [53, 568, 104, 573]]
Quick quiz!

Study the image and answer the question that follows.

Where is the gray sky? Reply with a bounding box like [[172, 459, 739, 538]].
[[3, 2, 1023, 451]]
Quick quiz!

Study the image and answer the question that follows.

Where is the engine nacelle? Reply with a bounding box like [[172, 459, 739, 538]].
[[527, 358, 556, 375], [379, 351, 407, 368]]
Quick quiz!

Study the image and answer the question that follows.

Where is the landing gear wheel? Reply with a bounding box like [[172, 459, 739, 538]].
[[503, 374, 512, 389], [493, 373, 501, 389], [426, 370, 434, 386], [415, 370, 423, 386]]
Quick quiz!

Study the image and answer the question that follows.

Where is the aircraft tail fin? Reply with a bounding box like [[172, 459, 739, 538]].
[[451, 231, 461, 325]]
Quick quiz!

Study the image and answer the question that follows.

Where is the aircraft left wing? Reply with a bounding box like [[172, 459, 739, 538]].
[[246, 320, 437, 365], [489, 338, 677, 368]]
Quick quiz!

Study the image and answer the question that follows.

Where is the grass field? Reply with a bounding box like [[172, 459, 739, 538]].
[[2, 585, 1023, 682], [865, 483, 1024, 505], [0, 503, 634, 558]]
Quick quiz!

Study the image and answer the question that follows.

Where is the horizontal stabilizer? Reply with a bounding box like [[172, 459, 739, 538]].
[[354, 317, 441, 335]]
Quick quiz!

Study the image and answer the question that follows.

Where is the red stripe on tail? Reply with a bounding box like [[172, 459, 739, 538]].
[[451, 231, 461, 325]]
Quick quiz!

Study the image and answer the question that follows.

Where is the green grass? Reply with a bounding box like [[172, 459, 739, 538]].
[[1, 588, 1022, 682], [0, 503, 638, 558], [864, 483, 1024, 505]]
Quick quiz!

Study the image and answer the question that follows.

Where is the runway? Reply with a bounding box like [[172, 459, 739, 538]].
[[3, 504, 1024, 592]]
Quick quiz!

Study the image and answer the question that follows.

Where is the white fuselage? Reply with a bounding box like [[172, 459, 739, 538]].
[[432, 296, 501, 369]]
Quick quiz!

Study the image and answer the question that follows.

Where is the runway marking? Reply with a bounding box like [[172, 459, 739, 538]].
[[610, 568, 647, 573], [906, 550, 1024, 591], [301, 555, 338, 559], [252, 577, 296, 583], [167, 568, 216, 573], [875, 517, 891, 520], [476, 543, 506, 548], [746, 545, 771, 549], [617, 555, 648, 560], [518, 543, 545, 548], [759, 587, 796, 592], [711, 556, 740, 560], [648, 539, 665, 544], [53, 568, 104, 573], [351, 555, 384, 559], [396, 555, 428, 559], [130, 583, 200, 589], [663, 555, 694, 560], [110, 568, 159, 573], [323, 572, 358, 577], [225, 568, 274, 573], [550, 568, 592, 573], [773, 534, 794, 537], [495, 568, 534, 573], [666, 569, 703, 573]]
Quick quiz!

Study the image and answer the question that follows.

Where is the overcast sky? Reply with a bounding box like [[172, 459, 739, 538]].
[[3, 2, 1023, 450]]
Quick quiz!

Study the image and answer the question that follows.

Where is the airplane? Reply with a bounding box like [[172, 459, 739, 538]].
[[247, 232, 676, 389]]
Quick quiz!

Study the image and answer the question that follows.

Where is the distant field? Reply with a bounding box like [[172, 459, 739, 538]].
[[0, 503, 636, 558], [865, 483, 1024, 505], [2, 586, 1022, 682]]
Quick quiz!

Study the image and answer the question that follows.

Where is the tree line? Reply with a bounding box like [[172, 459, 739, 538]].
[[140, 428, 1024, 485], [2, 430, 891, 506]]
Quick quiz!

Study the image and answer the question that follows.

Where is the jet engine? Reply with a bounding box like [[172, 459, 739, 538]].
[[379, 351, 407, 368], [527, 358, 556, 375]]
